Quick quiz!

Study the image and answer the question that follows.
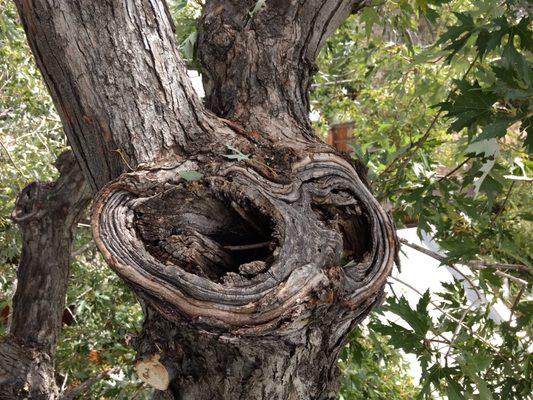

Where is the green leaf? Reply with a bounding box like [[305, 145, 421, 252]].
[[501, 44, 531, 85], [474, 376, 494, 400], [416, 290, 431, 316], [446, 379, 465, 400], [475, 28, 490, 59], [438, 80, 499, 132], [465, 138, 499, 157], [360, 7, 380, 38], [415, 0, 428, 13], [180, 31, 197, 60], [371, 322, 424, 353], [249, 0, 266, 17], [437, 12, 476, 61], [472, 120, 511, 142], [457, 351, 494, 399], [383, 295, 432, 337], [513, 17, 533, 52], [223, 145, 251, 162], [474, 158, 496, 196], [440, 235, 479, 263], [179, 170, 203, 181], [464, 351, 493, 373]]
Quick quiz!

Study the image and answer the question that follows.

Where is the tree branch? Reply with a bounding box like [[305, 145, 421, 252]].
[[14, 0, 233, 190], [198, 0, 366, 141], [399, 238, 530, 285], [15, 2, 398, 398], [0, 150, 91, 399], [60, 367, 119, 400]]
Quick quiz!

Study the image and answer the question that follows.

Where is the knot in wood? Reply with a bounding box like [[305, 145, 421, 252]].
[[92, 154, 396, 336]]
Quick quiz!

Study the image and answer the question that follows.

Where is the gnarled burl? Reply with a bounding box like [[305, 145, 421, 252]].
[[15, 0, 397, 398]]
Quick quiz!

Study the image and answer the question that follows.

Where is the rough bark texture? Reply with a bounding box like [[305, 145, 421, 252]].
[[14, 1, 397, 399], [14, 0, 233, 191], [198, 0, 366, 142], [0, 151, 91, 400]]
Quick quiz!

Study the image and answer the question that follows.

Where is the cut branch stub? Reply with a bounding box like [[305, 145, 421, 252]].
[[135, 354, 176, 391], [92, 152, 396, 337]]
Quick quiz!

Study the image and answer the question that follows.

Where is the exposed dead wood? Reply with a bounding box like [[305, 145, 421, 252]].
[[135, 355, 175, 391]]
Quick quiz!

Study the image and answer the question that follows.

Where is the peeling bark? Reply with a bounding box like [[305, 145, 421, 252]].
[[0, 151, 91, 399], [14, 1, 397, 399]]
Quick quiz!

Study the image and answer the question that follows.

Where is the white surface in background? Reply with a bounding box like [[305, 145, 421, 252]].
[[394, 228, 510, 320], [393, 228, 454, 304], [387, 228, 510, 382], [309, 108, 321, 122], [188, 70, 205, 98]]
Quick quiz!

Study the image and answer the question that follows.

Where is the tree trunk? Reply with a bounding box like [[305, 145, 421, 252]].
[[0, 151, 91, 400], [14, 1, 398, 399]]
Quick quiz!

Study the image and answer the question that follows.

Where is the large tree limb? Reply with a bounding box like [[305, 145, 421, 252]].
[[0, 151, 91, 399], [14, 0, 235, 190], [198, 0, 366, 142]]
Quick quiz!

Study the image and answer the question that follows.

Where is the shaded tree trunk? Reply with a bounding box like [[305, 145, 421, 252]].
[[0, 151, 91, 399], [13, 1, 397, 399]]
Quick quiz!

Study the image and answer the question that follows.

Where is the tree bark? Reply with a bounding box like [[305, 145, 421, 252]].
[[198, 0, 366, 142], [15, 0, 233, 191], [0, 151, 91, 400], [14, 1, 397, 399]]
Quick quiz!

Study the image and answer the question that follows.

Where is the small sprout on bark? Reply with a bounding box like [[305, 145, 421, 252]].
[[178, 170, 203, 182], [180, 31, 197, 61], [223, 145, 251, 162], [249, 0, 266, 17], [342, 259, 357, 268]]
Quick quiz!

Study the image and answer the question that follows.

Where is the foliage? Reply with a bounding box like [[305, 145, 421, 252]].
[[314, 0, 532, 267], [339, 326, 418, 400], [0, 0, 531, 399], [167, 0, 203, 66], [313, 0, 532, 398]]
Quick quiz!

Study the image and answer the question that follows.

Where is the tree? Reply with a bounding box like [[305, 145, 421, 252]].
[[1, 0, 531, 399], [2, 1, 397, 399], [0, 151, 90, 399]]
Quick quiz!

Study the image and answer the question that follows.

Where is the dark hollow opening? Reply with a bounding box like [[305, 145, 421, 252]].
[[311, 197, 372, 264], [134, 184, 276, 281]]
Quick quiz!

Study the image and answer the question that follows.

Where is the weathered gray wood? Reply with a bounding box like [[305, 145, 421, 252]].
[[13, 1, 397, 399], [0, 339, 57, 400], [0, 151, 91, 400]]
